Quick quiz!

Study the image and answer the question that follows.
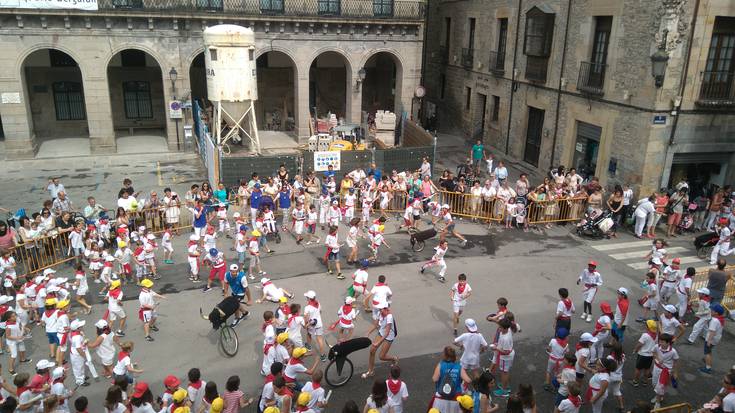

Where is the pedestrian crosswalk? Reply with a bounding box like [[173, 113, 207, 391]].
[[590, 240, 710, 272]]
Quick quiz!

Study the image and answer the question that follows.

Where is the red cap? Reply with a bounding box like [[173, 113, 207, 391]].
[[132, 382, 149, 398], [672, 258, 681, 264], [599, 301, 612, 314], [588, 260, 598, 267], [163, 375, 181, 388], [720, 217, 729, 225]]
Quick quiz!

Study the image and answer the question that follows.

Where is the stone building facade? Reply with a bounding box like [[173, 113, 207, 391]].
[[0, 0, 425, 158], [424, 0, 735, 196]]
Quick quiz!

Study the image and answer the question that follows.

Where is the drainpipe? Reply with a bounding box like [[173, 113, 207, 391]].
[[504, 0, 523, 155], [549, 0, 572, 168], [667, 0, 699, 147]]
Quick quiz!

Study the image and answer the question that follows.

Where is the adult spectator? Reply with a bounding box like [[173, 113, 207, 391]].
[[649, 190, 669, 238], [323, 164, 336, 181], [707, 259, 733, 306], [470, 140, 486, 176], [633, 195, 656, 239], [693, 192, 710, 231], [515, 174, 530, 198], [420, 157, 432, 179], [707, 187, 726, 231], [55, 212, 75, 234], [493, 161, 508, 183], [214, 182, 228, 205], [368, 163, 382, 182], [117, 191, 138, 212], [667, 188, 689, 237], [83, 197, 106, 222], [431, 346, 471, 412], [675, 177, 689, 193], [47, 177, 65, 200], [566, 168, 583, 192], [277, 164, 289, 184], [621, 184, 634, 224], [52, 191, 73, 215], [0, 222, 18, 251], [118, 178, 137, 199]]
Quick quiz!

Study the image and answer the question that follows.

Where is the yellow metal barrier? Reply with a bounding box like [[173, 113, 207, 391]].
[[9, 232, 76, 278], [435, 190, 505, 222], [651, 403, 691, 413], [690, 265, 735, 312], [526, 197, 588, 224]]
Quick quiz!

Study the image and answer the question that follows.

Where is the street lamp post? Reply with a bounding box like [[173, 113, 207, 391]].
[[168, 67, 181, 151], [650, 32, 669, 89]]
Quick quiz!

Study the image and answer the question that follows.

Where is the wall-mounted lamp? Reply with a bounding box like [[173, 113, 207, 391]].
[[354, 67, 367, 92], [650, 30, 669, 88], [168, 67, 178, 97]]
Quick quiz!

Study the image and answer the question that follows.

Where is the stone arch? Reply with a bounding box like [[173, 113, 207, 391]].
[[308, 49, 353, 120], [256, 49, 299, 134], [359, 49, 406, 116], [104, 43, 167, 72]]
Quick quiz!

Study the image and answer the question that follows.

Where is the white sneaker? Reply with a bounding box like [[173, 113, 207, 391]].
[[580, 312, 587, 320], [586, 314, 593, 322]]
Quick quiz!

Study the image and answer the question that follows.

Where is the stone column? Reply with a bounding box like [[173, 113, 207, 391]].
[[347, 68, 360, 124], [84, 75, 117, 154], [0, 77, 38, 159], [162, 71, 183, 152], [295, 71, 311, 142]]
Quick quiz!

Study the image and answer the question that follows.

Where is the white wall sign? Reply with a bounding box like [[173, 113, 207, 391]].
[[314, 151, 341, 172], [1, 92, 21, 104], [0, 0, 98, 10], [169, 101, 183, 119]]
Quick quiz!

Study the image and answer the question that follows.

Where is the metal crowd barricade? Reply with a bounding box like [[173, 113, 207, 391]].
[[435, 190, 505, 222], [10, 231, 75, 278], [651, 403, 691, 413], [690, 265, 735, 312], [128, 205, 194, 234], [526, 197, 588, 224]]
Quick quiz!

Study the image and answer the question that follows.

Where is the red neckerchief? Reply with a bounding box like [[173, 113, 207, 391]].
[[187, 241, 198, 247], [647, 279, 656, 285], [263, 343, 273, 356], [374, 282, 385, 287], [308, 299, 320, 309], [35, 282, 45, 293], [310, 381, 321, 390], [279, 305, 291, 317], [264, 374, 275, 384], [44, 309, 57, 318], [646, 331, 658, 340], [714, 314, 726, 326], [618, 298, 629, 318], [261, 319, 273, 332], [288, 357, 303, 366], [288, 314, 299, 327], [457, 282, 467, 295], [296, 406, 309, 412], [16, 386, 29, 396], [189, 380, 202, 390], [702, 296, 711, 302], [109, 288, 122, 300], [568, 395, 582, 407], [555, 338, 568, 348], [387, 379, 402, 394], [118, 351, 129, 362], [341, 305, 353, 317], [562, 298, 573, 310]]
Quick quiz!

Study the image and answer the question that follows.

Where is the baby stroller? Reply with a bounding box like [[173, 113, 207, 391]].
[[576, 209, 614, 239], [695, 232, 719, 259], [514, 198, 527, 229], [677, 202, 698, 234], [409, 227, 437, 252], [259, 196, 281, 244]]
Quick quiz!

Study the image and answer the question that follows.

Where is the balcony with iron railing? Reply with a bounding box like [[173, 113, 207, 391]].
[[97, 0, 425, 19], [577, 61, 606, 95], [525, 56, 548, 83], [697, 71, 735, 107], [461, 48, 474, 69], [488, 50, 504, 75]]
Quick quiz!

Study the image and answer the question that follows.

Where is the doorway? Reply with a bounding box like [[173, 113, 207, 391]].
[[473, 93, 487, 141], [572, 121, 602, 179], [524, 107, 545, 166]]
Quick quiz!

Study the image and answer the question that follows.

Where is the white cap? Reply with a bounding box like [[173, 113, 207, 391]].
[[218, 203, 226, 207], [697, 287, 710, 295], [146, 234, 156, 240], [190, 234, 200, 241], [43, 268, 56, 277], [332, 200, 338, 205], [345, 296, 355, 304], [580, 332, 598, 343], [233, 212, 241, 217], [229, 264, 238, 271], [663, 304, 678, 313], [465, 318, 478, 332], [617, 287, 629, 296], [48, 277, 68, 286], [50, 367, 65, 381], [36, 359, 55, 370], [95, 319, 109, 329], [47, 285, 60, 293], [138, 226, 146, 232], [34, 276, 45, 284], [105, 255, 115, 262], [304, 290, 317, 299], [442, 204, 450, 209], [70, 319, 86, 330], [0, 296, 13, 305], [260, 277, 270, 284]]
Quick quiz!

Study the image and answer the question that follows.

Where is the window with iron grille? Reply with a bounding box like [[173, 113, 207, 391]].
[[260, 0, 284, 13], [196, 0, 223, 10], [465, 87, 472, 110], [497, 18, 508, 66], [373, 0, 393, 17], [700, 17, 735, 102], [524, 7, 554, 83], [491, 95, 500, 122], [49, 50, 77, 67], [123, 81, 153, 120], [53, 82, 86, 121], [318, 0, 340, 15]]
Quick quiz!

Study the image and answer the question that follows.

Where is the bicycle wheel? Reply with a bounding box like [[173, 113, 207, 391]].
[[697, 246, 712, 260], [219, 325, 239, 357], [412, 239, 425, 252], [324, 357, 353, 387]]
